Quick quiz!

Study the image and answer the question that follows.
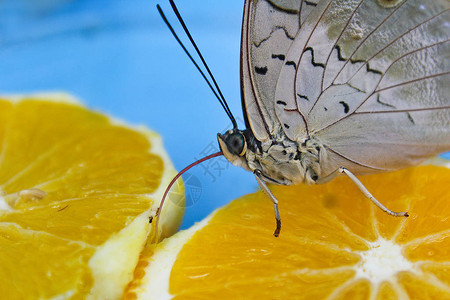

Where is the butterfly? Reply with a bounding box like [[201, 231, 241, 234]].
[[157, 0, 449, 237]]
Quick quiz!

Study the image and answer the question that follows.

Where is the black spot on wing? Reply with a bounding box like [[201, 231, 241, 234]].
[[255, 66, 268, 75], [304, 47, 325, 68], [407, 112, 415, 125], [272, 54, 286, 61], [284, 123, 290, 129], [277, 100, 287, 106], [334, 45, 364, 63], [376, 94, 396, 108], [334, 45, 383, 75], [253, 26, 295, 48], [304, 1, 318, 6], [297, 94, 309, 102], [348, 83, 365, 93], [286, 60, 297, 69], [366, 64, 383, 75], [339, 101, 350, 113]]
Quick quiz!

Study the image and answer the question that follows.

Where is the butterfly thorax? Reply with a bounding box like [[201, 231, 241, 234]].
[[218, 128, 326, 185]]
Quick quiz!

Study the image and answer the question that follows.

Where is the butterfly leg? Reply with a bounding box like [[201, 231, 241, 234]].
[[254, 169, 281, 237], [317, 167, 409, 217]]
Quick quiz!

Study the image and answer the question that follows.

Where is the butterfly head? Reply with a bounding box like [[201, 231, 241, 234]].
[[217, 129, 249, 169]]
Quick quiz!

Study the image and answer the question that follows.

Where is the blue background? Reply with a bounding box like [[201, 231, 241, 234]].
[[0, 0, 448, 229], [0, 0, 257, 229]]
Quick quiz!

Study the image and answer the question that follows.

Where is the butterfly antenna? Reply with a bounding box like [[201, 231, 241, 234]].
[[166, 0, 235, 120], [157, 1, 237, 129]]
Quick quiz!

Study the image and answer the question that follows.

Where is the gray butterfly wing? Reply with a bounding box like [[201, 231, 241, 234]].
[[241, 0, 319, 141], [274, 0, 450, 175]]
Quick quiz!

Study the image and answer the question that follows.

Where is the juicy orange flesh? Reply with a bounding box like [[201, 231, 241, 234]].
[[0, 98, 163, 298], [124, 243, 157, 299], [170, 166, 449, 299]]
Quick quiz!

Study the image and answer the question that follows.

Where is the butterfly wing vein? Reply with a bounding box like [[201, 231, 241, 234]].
[[242, 0, 449, 175]]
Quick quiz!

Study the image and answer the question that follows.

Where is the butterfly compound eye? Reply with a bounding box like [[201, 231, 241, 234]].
[[226, 132, 246, 157]]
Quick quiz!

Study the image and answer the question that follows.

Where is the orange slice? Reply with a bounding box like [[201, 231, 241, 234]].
[[126, 165, 449, 299], [0, 94, 184, 299]]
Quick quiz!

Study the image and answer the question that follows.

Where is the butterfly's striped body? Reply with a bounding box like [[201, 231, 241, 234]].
[[251, 130, 326, 185]]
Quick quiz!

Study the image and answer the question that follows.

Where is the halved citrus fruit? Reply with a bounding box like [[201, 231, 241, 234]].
[[0, 94, 184, 299], [125, 165, 449, 299]]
